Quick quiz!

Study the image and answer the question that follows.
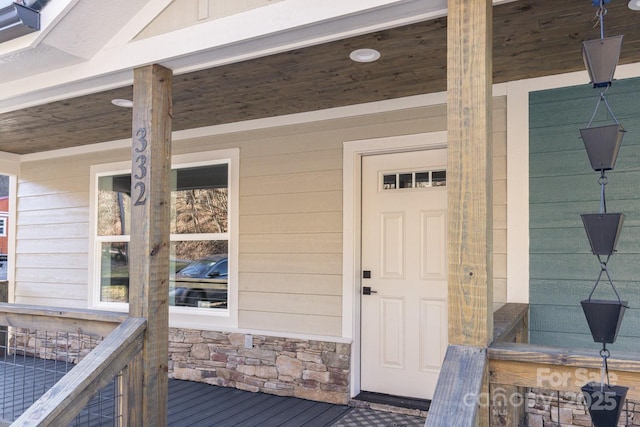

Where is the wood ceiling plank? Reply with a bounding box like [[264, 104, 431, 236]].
[[2, 1, 640, 154]]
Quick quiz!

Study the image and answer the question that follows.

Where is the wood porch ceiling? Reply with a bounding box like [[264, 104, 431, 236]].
[[2, 0, 640, 155]]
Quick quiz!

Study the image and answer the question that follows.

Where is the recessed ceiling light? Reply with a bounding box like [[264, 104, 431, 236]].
[[349, 48, 381, 63], [111, 98, 133, 108], [629, 0, 640, 10]]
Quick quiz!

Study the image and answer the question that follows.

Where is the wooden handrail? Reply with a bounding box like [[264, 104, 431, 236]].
[[429, 304, 640, 425], [11, 317, 146, 427], [426, 304, 530, 426], [492, 303, 528, 343], [489, 342, 640, 400], [425, 345, 487, 427], [0, 303, 127, 337], [490, 342, 640, 370]]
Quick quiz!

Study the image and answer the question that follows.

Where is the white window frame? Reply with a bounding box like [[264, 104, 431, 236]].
[[0, 217, 7, 237], [88, 148, 239, 329]]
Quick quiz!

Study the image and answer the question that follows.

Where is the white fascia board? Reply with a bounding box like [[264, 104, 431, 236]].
[[0, 0, 447, 112]]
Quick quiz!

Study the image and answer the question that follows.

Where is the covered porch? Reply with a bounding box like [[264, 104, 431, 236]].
[[0, 354, 355, 426], [1, 0, 640, 426], [0, 304, 429, 426]]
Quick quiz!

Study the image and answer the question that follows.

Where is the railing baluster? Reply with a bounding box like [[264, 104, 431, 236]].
[[0, 305, 144, 425]]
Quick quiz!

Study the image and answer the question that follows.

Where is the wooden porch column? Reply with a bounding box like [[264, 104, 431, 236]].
[[128, 64, 173, 426], [447, 0, 493, 350], [447, 0, 493, 424]]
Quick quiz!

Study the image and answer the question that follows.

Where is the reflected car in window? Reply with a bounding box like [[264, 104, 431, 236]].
[[172, 255, 228, 308]]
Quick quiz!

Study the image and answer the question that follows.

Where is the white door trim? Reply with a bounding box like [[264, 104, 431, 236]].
[[342, 131, 448, 398]]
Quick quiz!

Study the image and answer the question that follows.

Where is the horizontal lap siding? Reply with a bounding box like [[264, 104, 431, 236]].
[[238, 128, 344, 335], [208, 105, 446, 334], [237, 98, 507, 335], [493, 98, 507, 305], [14, 98, 508, 336], [529, 78, 640, 352], [15, 152, 125, 307]]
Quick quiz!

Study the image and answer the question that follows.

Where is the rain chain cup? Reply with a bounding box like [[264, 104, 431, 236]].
[[578, 2, 629, 426]]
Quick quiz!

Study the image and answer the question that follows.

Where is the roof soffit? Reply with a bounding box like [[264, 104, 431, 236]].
[[0, 0, 448, 113], [0, 0, 151, 81], [4, 0, 640, 155]]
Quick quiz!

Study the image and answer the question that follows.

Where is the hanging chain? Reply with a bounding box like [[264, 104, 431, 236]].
[[594, 0, 608, 39], [587, 256, 607, 300], [599, 345, 611, 390], [598, 171, 607, 214], [588, 254, 623, 302], [556, 390, 561, 427], [587, 89, 620, 128]]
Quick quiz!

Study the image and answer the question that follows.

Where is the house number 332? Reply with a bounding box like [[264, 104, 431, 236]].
[[133, 128, 148, 206]]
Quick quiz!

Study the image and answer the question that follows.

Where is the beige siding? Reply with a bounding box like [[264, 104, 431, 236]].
[[241, 212, 341, 235], [18, 207, 90, 225], [241, 170, 343, 196], [238, 135, 343, 334], [239, 233, 342, 254], [14, 97, 508, 335], [241, 292, 342, 317], [239, 272, 342, 295], [240, 191, 342, 214], [18, 282, 87, 301], [493, 97, 508, 305], [16, 267, 87, 284], [16, 223, 88, 240], [18, 177, 88, 197], [238, 311, 342, 336], [18, 192, 89, 211], [14, 151, 121, 306], [241, 149, 342, 177]]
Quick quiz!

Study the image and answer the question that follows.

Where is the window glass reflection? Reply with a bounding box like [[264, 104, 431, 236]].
[[97, 163, 230, 310], [97, 175, 131, 237], [171, 164, 228, 234], [100, 242, 129, 303], [170, 241, 228, 308]]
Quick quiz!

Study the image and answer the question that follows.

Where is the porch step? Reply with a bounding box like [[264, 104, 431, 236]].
[[350, 391, 429, 418]]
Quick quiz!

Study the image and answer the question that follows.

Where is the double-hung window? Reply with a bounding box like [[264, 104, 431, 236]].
[[90, 149, 238, 328]]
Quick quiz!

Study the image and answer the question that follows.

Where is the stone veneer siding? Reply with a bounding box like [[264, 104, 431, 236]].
[[525, 389, 640, 426], [11, 329, 103, 363], [10, 327, 351, 405], [168, 328, 351, 405]]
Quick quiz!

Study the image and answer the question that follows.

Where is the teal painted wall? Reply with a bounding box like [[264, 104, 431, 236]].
[[529, 77, 640, 352]]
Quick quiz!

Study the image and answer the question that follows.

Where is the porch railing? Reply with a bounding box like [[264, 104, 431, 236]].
[[0, 303, 145, 426], [489, 343, 640, 426], [426, 303, 528, 427], [427, 303, 640, 426]]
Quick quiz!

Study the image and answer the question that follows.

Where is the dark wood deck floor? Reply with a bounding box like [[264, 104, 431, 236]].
[[167, 379, 351, 427], [0, 355, 352, 426]]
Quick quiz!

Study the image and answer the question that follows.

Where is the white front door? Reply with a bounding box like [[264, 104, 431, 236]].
[[360, 149, 448, 400]]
